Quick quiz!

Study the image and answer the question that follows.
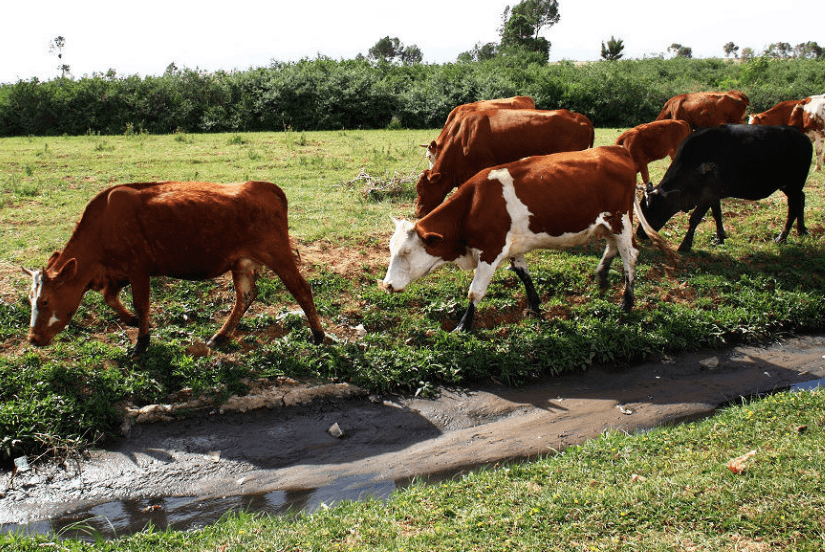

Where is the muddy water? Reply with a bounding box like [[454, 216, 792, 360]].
[[3, 333, 825, 540]]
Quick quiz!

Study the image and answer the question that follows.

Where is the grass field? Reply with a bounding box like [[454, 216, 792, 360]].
[[1, 128, 825, 464]]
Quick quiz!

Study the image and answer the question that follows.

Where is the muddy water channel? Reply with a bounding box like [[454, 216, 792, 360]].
[[3, 334, 825, 540]]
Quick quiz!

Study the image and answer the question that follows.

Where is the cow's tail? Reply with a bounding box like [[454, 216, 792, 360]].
[[633, 196, 680, 264]]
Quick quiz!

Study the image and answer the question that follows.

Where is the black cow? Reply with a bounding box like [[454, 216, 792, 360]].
[[639, 124, 812, 252]]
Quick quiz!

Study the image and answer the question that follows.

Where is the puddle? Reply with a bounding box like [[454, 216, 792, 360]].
[[790, 377, 825, 392], [2, 474, 399, 542]]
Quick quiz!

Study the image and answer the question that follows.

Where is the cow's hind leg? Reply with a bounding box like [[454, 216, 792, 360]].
[[208, 258, 259, 348], [595, 240, 619, 292], [264, 253, 325, 344], [509, 256, 541, 317], [710, 200, 727, 246], [614, 229, 639, 312], [777, 190, 807, 243]]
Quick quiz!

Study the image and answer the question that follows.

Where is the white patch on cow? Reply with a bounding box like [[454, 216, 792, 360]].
[[383, 218, 447, 292], [747, 115, 755, 124], [27, 270, 43, 328], [47, 313, 61, 328]]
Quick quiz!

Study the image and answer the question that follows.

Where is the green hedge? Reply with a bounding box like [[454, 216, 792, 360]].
[[1, 57, 823, 136]]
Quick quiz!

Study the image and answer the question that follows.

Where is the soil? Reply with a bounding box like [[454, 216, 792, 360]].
[[2, 332, 825, 532]]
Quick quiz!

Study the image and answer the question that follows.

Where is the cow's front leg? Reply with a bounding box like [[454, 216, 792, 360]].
[[454, 262, 497, 332], [102, 280, 138, 326], [679, 203, 711, 252], [130, 275, 152, 357], [710, 200, 727, 246], [509, 256, 541, 317]]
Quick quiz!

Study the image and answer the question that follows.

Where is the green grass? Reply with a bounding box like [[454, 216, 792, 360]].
[[1, 128, 825, 464], [3, 388, 823, 551]]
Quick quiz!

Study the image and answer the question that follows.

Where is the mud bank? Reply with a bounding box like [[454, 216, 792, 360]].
[[2, 333, 825, 536]]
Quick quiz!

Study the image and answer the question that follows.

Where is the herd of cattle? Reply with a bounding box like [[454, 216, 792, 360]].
[[22, 90, 825, 351]]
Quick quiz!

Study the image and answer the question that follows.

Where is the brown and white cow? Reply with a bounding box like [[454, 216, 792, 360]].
[[422, 96, 536, 168], [614, 119, 691, 184], [385, 147, 677, 331], [656, 90, 750, 129], [22, 181, 325, 355], [415, 108, 594, 217], [789, 95, 825, 171], [748, 98, 810, 126]]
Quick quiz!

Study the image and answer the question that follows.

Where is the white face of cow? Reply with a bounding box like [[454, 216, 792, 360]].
[[382, 218, 446, 293]]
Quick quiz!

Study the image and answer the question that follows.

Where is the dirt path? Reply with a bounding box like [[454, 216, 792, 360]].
[[2, 333, 825, 532]]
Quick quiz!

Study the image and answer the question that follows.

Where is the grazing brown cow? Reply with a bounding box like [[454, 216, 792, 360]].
[[415, 108, 594, 217], [614, 120, 691, 184], [22, 181, 325, 355], [386, 147, 676, 332], [656, 90, 750, 129], [422, 96, 536, 168], [748, 98, 810, 126], [788, 95, 825, 172]]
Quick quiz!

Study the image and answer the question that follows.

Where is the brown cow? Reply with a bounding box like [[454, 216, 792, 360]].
[[386, 147, 676, 332], [614, 120, 691, 184], [748, 98, 810, 126], [422, 96, 536, 167], [656, 90, 750, 128], [415, 108, 594, 217], [22, 181, 325, 355]]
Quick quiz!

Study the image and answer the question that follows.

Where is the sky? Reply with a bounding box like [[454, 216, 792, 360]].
[[2, 0, 823, 84]]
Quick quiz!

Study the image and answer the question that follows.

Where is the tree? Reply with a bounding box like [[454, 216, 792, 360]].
[[498, 0, 560, 62], [400, 45, 423, 66], [600, 36, 624, 60], [793, 41, 824, 59], [723, 42, 739, 59], [740, 47, 755, 61], [49, 36, 71, 79], [668, 43, 692, 58], [765, 42, 792, 59], [458, 42, 499, 62], [367, 36, 422, 65]]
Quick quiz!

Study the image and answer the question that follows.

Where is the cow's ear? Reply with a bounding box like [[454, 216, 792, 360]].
[[56, 258, 78, 281], [46, 251, 61, 269], [428, 172, 442, 185], [429, 140, 437, 150], [421, 232, 444, 247]]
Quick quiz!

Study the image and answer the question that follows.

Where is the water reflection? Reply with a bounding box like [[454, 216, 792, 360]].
[[1, 474, 398, 542]]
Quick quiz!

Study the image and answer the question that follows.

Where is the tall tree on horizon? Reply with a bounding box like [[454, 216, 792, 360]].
[[499, 0, 560, 62]]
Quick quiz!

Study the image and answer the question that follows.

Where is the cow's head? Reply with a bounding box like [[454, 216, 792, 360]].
[[382, 217, 446, 293], [414, 170, 450, 218], [22, 253, 86, 346], [640, 182, 682, 232]]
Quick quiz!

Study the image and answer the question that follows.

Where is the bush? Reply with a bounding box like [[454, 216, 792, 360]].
[[1, 58, 824, 136]]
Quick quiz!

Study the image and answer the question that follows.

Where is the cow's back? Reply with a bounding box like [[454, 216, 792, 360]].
[[665, 124, 812, 198], [92, 181, 290, 278], [461, 147, 637, 239], [441, 109, 593, 178]]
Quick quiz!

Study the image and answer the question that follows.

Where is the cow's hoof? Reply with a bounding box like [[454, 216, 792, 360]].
[[206, 334, 230, 349], [131, 335, 151, 358], [774, 235, 788, 244], [523, 308, 542, 319], [677, 243, 693, 253], [310, 329, 326, 345]]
